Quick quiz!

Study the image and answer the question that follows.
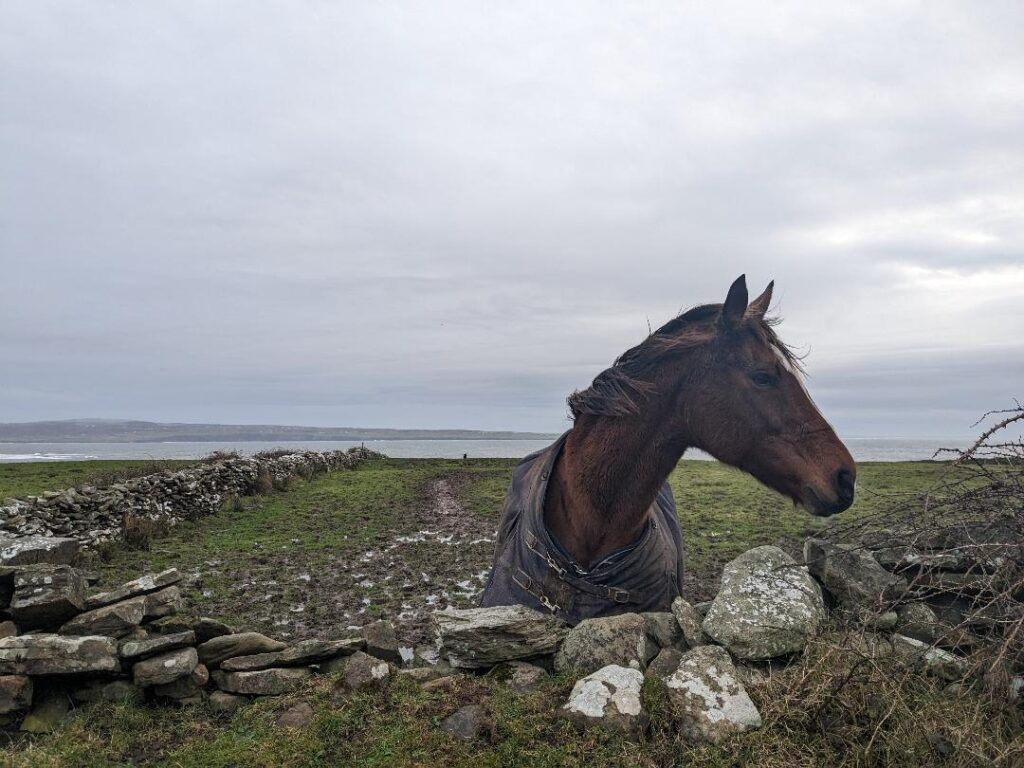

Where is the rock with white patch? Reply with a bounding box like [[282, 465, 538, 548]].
[[554, 613, 657, 675], [9, 565, 86, 628], [132, 647, 198, 687], [702, 546, 825, 659], [433, 605, 568, 669], [0, 536, 78, 567], [663, 645, 762, 744], [0, 634, 119, 675], [560, 664, 647, 735], [213, 666, 312, 695], [335, 650, 391, 691]]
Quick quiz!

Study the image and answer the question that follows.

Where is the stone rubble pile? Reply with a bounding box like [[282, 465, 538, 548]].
[[0, 448, 380, 551]]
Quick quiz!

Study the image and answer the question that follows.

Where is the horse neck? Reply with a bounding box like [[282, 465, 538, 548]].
[[543, 406, 690, 569]]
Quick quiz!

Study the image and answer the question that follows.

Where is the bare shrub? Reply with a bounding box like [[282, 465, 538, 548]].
[[122, 514, 167, 551]]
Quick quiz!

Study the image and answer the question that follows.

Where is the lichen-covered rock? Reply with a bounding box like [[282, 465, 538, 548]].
[[642, 612, 684, 651], [663, 645, 762, 744], [0, 535, 78, 567], [335, 650, 391, 691], [804, 539, 906, 616], [560, 664, 647, 735], [895, 602, 942, 643], [84, 568, 181, 610], [119, 630, 195, 660], [213, 666, 312, 695], [0, 675, 32, 714], [194, 616, 234, 643], [703, 546, 825, 659], [0, 634, 118, 675], [58, 595, 146, 637], [554, 613, 656, 674], [10, 565, 86, 628], [133, 647, 198, 687], [434, 605, 568, 669], [221, 637, 364, 672], [198, 632, 287, 668], [671, 597, 709, 648]]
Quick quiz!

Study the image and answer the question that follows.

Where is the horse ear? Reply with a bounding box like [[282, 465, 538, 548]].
[[747, 280, 774, 319], [721, 274, 748, 329]]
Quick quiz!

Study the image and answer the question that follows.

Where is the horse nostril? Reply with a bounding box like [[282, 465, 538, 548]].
[[835, 468, 856, 502]]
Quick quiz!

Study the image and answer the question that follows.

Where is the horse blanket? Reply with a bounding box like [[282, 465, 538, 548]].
[[479, 432, 685, 625]]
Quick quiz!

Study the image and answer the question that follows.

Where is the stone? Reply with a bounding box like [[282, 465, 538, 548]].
[[20, 687, 70, 734], [0, 536, 78, 567], [58, 595, 146, 637], [671, 597, 709, 648], [148, 615, 194, 635], [119, 630, 195, 660], [198, 632, 287, 668], [504, 660, 546, 691], [560, 664, 647, 735], [646, 647, 685, 679], [0, 621, 16, 639], [804, 539, 906, 616], [891, 634, 966, 681], [896, 602, 942, 643], [360, 620, 402, 664], [209, 690, 247, 715], [83, 568, 182, 610], [335, 651, 391, 691], [10, 565, 86, 628], [194, 616, 234, 643], [0, 675, 32, 714], [703, 546, 825, 659], [554, 613, 656, 675], [642, 611, 684, 651], [72, 679, 142, 704], [221, 637, 363, 672], [212, 666, 312, 695], [143, 585, 182, 619], [0, 634, 119, 675], [663, 645, 762, 744], [276, 701, 314, 728], [153, 676, 202, 700], [433, 605, 568, 669], [439, 704, 491, 741], [133, 647, 198, 687], [1009, 676, 1023, 704]]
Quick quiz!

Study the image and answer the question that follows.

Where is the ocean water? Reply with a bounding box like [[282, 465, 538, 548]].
[[0, 437, 964, 463]]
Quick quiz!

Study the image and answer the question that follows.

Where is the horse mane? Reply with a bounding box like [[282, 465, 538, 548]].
[[567, 304, 803, 418]]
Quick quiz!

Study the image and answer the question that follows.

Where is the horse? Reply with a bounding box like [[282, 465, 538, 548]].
[[479, 275, 856, 625]]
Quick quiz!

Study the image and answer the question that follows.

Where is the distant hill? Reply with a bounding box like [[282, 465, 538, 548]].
[[0, 419, 559, 443]]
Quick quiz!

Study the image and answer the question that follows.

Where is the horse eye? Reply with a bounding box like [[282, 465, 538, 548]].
[[750, 371, 777, 388]]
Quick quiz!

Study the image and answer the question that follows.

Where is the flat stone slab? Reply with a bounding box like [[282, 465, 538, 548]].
[[221, 638, 363, 672], [433, 605, 568, 669], [663, 645, 762, 744], [703, 546, 825, 659], [10, 565, 86, 628], [59, 595, 146, 637], [133, 647, 199, 687], [143, 586, 182, 619], [120, 630, 196, 660], [0, 536, 78, 567], [213, 666, 312, 695], [85, 568, 181, 610], [561, 664, 647, 735], [0, 634, 119, 675], [198, 632, 287, 668]]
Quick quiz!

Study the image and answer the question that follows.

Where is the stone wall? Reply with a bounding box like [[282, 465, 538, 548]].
[[0, 447, 380, 551]]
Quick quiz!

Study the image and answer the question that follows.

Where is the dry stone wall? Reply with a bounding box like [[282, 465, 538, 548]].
[[0, 448, 380, 552]]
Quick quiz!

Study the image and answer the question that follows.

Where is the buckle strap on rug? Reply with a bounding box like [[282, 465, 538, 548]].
[[524, 532, 638, 605]]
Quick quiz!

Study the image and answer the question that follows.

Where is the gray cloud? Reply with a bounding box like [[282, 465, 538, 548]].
[[2, 2, 1022, 438]]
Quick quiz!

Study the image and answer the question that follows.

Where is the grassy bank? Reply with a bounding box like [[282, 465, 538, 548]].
[[3, 456, 1019, 767]]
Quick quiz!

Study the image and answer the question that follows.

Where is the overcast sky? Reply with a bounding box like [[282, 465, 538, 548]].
[[2, 2, 1022, 438]]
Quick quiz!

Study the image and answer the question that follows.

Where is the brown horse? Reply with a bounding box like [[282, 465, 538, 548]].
[[480, 275, 855, 623]]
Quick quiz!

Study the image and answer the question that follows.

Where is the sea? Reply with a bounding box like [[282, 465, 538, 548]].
[[0, 437, 966, 463]]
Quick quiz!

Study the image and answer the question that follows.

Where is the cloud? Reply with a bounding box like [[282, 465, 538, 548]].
[[1, 1, 1022, 437]]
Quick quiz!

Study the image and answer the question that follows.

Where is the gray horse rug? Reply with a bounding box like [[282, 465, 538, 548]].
[[479, 432, 685, 625]]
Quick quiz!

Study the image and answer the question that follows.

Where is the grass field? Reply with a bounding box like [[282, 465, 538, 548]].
[[1, 456, 1020, 767]]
